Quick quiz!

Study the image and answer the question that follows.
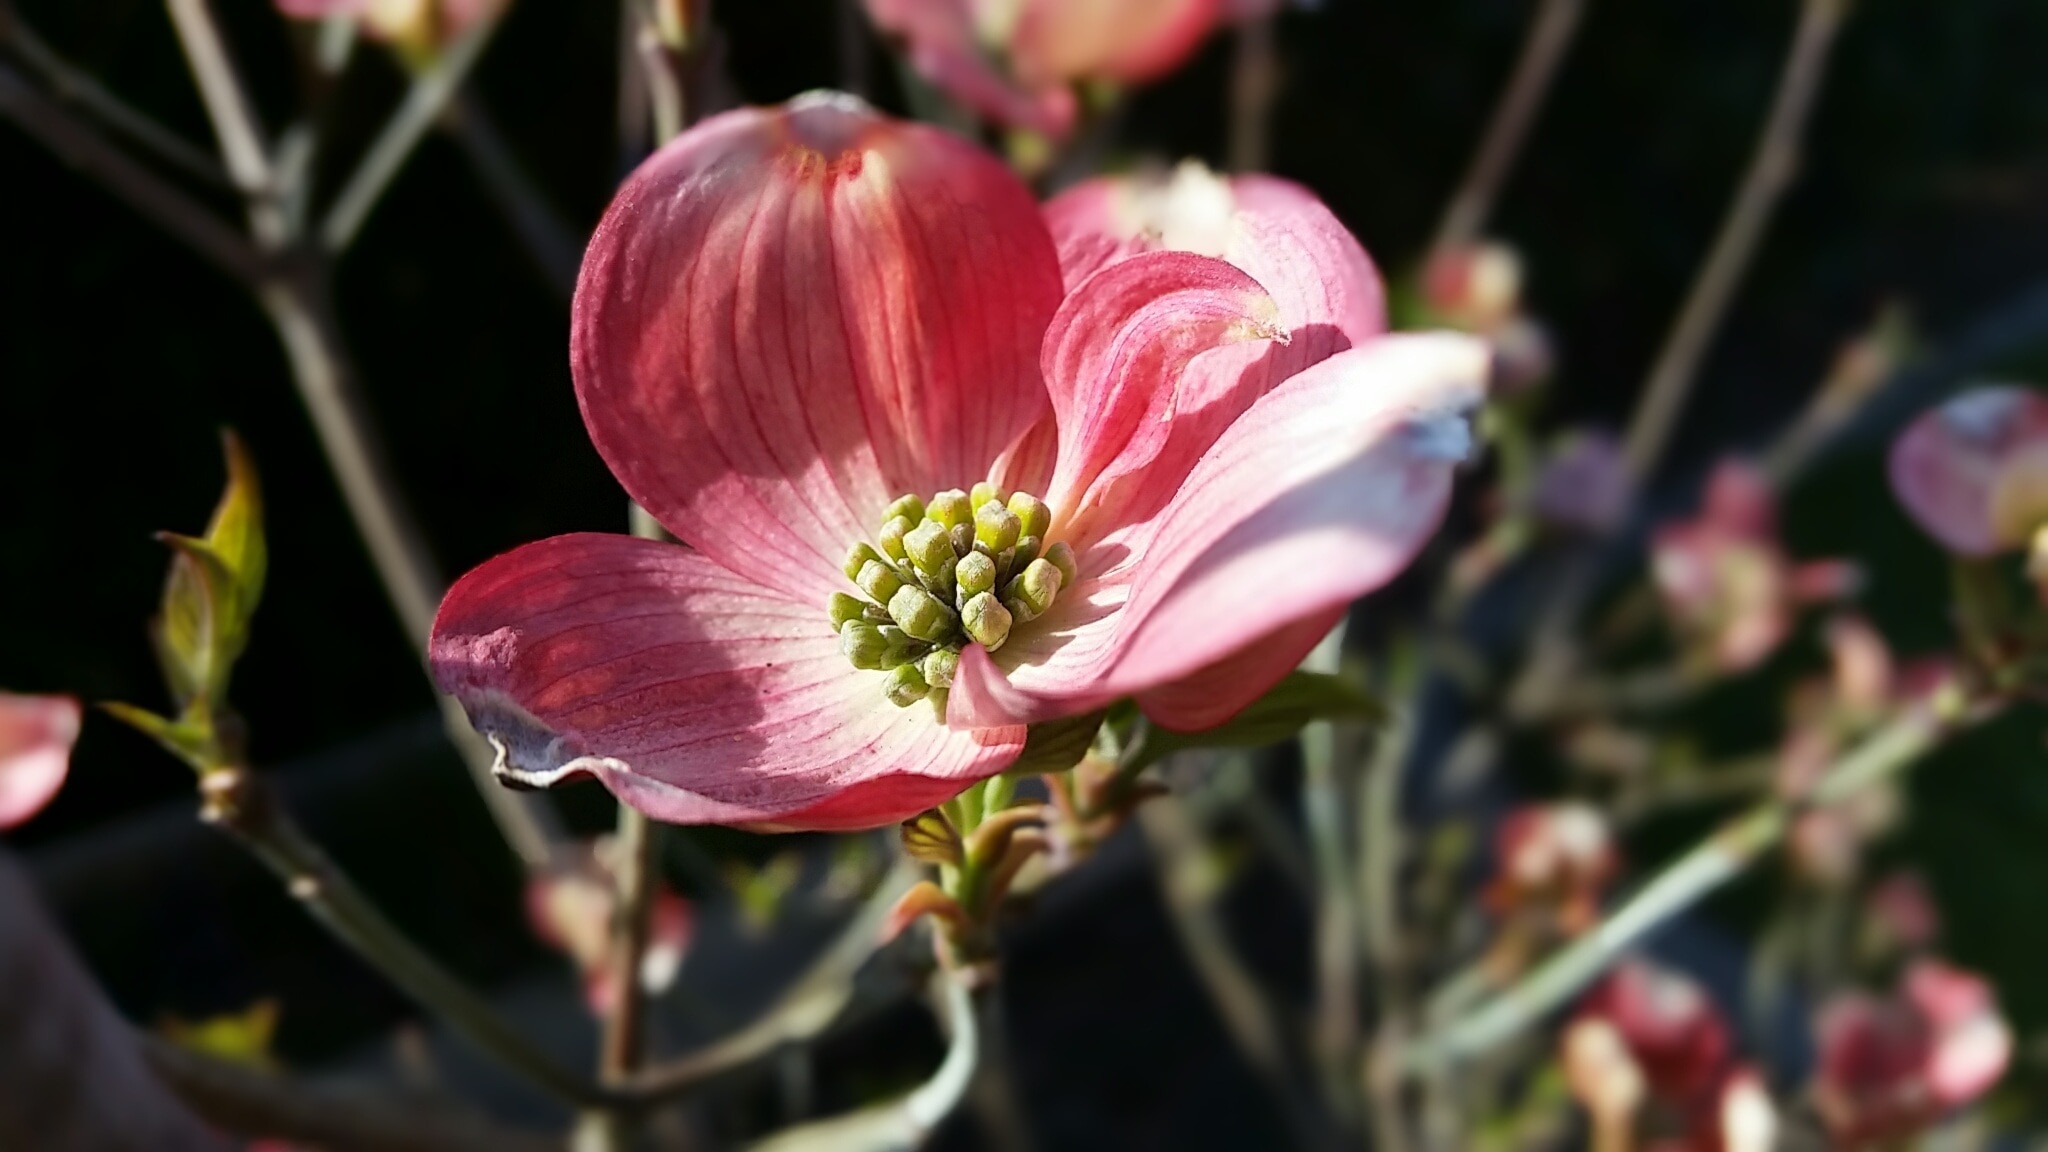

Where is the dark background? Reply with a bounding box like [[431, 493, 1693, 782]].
[[6, 0, 2048, 1139]]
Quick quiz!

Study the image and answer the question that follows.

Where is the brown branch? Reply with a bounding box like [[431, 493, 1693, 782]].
[[1620, 0, 1852, 482], [142, 1037, 566, 1152]]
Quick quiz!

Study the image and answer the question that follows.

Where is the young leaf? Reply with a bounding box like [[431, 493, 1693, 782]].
[[205, 430, 266, 635]]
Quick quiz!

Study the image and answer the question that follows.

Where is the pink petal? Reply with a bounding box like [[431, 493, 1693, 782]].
[[572, 94, 1065, 603], [1013, 0, 1223, 86], [1040, 249, 1288, 526], [0, 693, 80, 830], [953, 333, 1486, 727], [430, 533, 1024, 830], [1888, 385, 2048, 556], [1133, 606, 1341, 731], [862, 0, 1078, 135], [273, 0, 361, 17], [1042, 170, 1388, 537]]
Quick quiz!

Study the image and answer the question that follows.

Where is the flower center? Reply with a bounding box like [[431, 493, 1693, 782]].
[[831, 484, 1077, 712]]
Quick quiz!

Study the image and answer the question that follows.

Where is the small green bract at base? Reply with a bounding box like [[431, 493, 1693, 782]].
[[830, 485, 1072, 710]]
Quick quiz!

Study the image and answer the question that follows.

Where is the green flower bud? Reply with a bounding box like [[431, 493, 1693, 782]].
[[947, 523, 976, 558], [828, 592, 870, 629], [884, 494, 926, 525], [1012, 535, 1042, 572], [889, 584, 956, 643], [975, 501, 1021, 554], [920, 647, 960, 689], [926, 489, 972, 529], [954, 549, 997, 601], [857, 559, 903, 603], [876, 624, 918, 665], [877, 516, 913, 560], [883, 664, 930, 707], [961, 592, 1013, 651], [843, 541, 886, 583], [840, 620, 889, 669], [1042, 540, 1079, 589], [902, 520, 955, 580], [927, 687, 950, 722], [1007, 493, 1051, 540], [970, 481, 1001, 511], [1006, 558, 1063, 619]]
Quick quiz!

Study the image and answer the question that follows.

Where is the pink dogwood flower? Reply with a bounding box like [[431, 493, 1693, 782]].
[[1889, 384, 2048, 557], [273, 0, 500, 57], [863, 0, 1236, 137], [1813, 960, 2011, 1147], [1485, 801, 1617, 934], [1651, 459, 1858, 674], [0, 692, 81, 830], [428, 95, 1484, 831]]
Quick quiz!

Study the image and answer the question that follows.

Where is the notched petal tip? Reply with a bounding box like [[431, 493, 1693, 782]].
[[460, 688, 606, 792]]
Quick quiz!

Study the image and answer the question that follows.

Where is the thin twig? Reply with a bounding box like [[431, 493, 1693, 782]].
[[161, 0, 273, 204], [142, 1036, 566, 1152], [442, 89, 581, 299], [1299, 626, 1362, 1129], [1430, 0, 1588, 254], [1405, 699, 1965, 1071], [1226, 15, 1277, 175], [600, 808, 657, 1082], [320, 16, 502, 253], [1619, 0, 1851, 483], [0, 66, 263, 283], [197, 767, 608, 1109], [0, 13, 228, 187], [622, 856, 920, 1098]]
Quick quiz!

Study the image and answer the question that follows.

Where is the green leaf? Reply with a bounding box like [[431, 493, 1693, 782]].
[[1005, 710, 1108, 778], [151, 534, 234, 709], [204, 430, 266, 636], [100, 701, 223, 775], [1128, 671, 1383, 772]]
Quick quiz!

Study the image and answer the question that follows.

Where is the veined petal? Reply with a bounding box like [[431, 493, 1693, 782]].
[[955, 334, 1485, 726], [430, 534, 1024, 830], [1013, 0, 1222, 86], [0, 692, 80, 830], [573, 94, 1064, 603], [1888, 385, 2048, 556], [1044, 168, 1388, 539], [1041, 250, 1286, 526], [1134, 606, 1343, 731]]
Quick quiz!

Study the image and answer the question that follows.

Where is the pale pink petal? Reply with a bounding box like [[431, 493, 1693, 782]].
[[1133, 606, 1341, 731], [1013, 0, 1223, 86], [572, 94, 1064, 603], [862, 0, 1078, 135], [0, 693, 80, 830], [1888, 385, 2048, 556], [1042, 170, 1388, 538], [1039, 249, 1287, 525], [274, 0, 362, 17], [953, 334, 1486, 727], [430, 533, 1024, 830]]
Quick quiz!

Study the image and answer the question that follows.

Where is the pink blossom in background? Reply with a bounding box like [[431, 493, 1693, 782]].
[[1533, 429, 1628, 535], [272, 0, 500, 52], [1889, 384, 2048, 555], [862, 0, 1231, 136], [1863, 871, 1941, 955], [1576, 960, 1732, 1107], [0, 692, 81, 830], [1485, 801, 1616, 932], [1813, 960, 2011, 1146], [428, 94, 1485, 831], [1651, 460, 1858, 674], [525, 844, 693, 1015]]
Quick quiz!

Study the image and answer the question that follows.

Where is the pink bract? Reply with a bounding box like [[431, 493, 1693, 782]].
[[1889, 384, 2048, 555], [429, 94, 1484, 830], [0, 692, 81, 830], [863, 0, 1224, 136], [1577, 960, 1732, 1106], [1813, 960, 2011, 1145]]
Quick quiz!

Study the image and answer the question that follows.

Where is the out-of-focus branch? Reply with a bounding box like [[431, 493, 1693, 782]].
[[622, 856, 920, 1099], [197, 766, 603, 1108], [743, 971, 978, 1152], [320, 16, 502, 252], [599, 810, 657, 1084], [1430, 0, 1588, 254], [161, 0, 273, 204], [142, 1036, 566, 1152], [1226, 15, 1277, 174], [0, 66, 263, 283], [1619, 0, 1851, 483], [442, 90, 581, 299], [1139, 786, 1334, 1151], [0, 11, 228, 186], [0, 853, 231, 1151], [1405, 696, 1971, 1071]]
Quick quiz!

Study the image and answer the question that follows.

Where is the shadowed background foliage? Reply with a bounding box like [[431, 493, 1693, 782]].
[[6, 0, 2048, 1133]]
